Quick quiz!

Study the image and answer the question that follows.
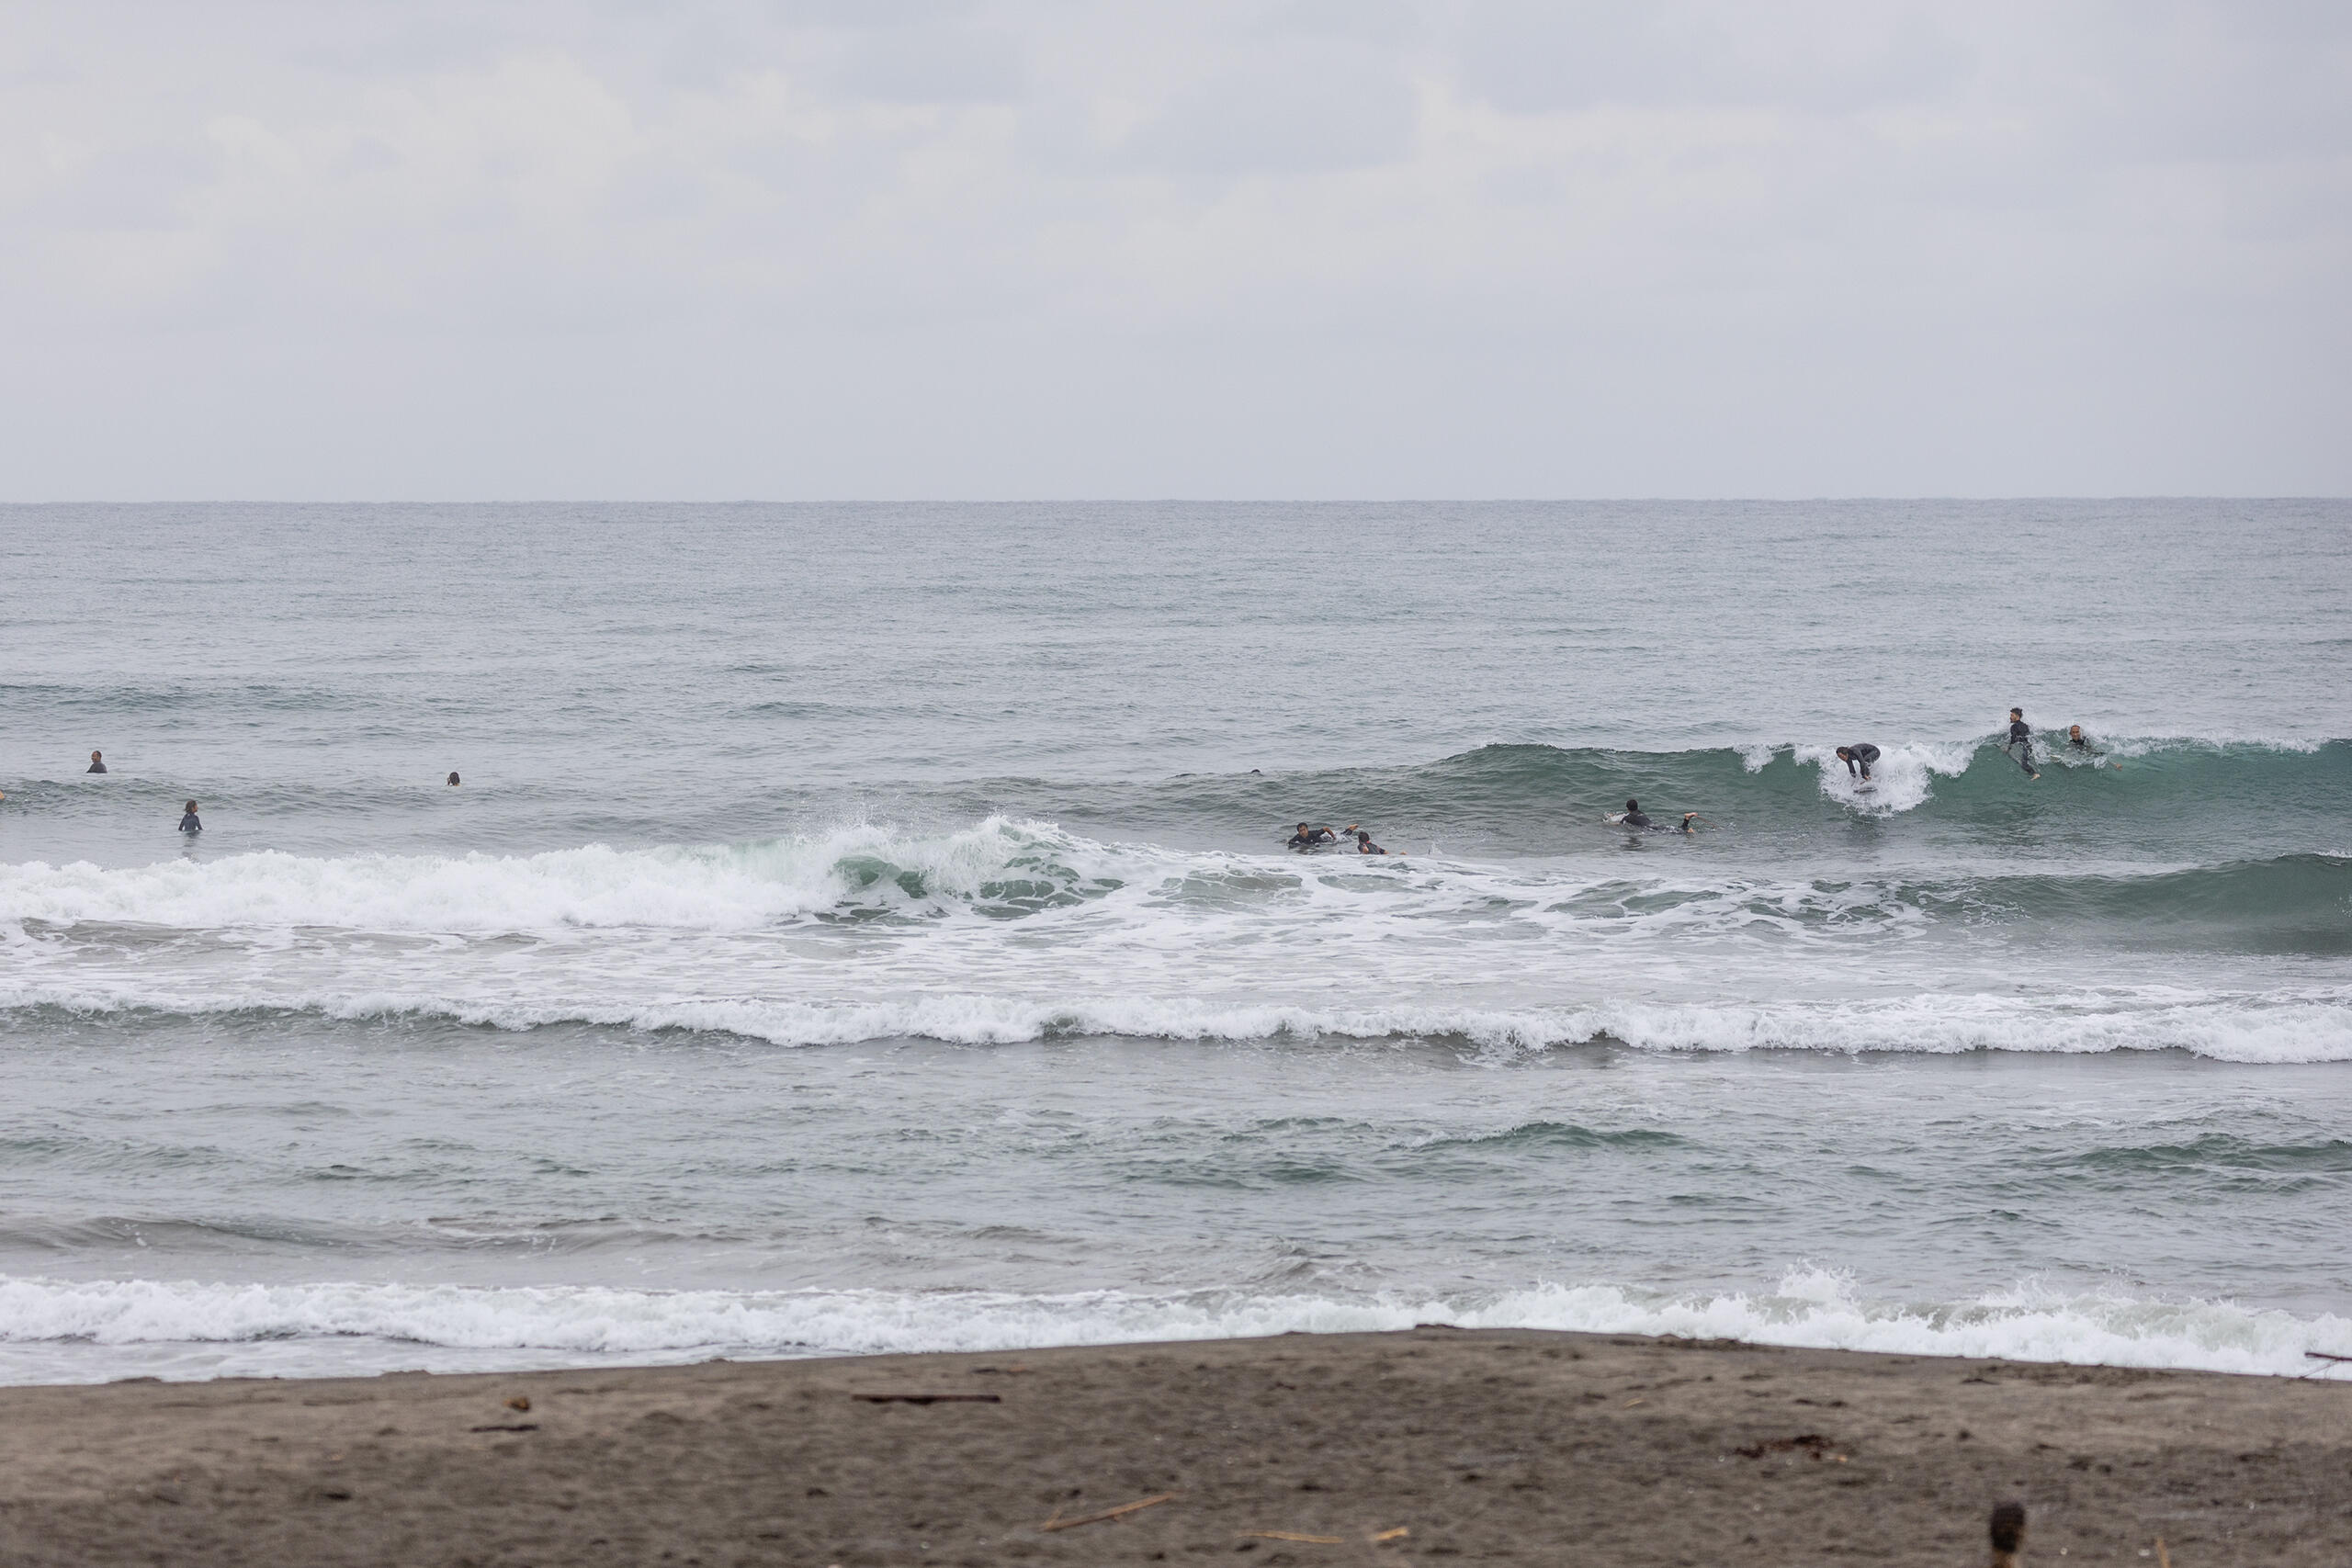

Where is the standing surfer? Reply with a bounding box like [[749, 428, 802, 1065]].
[[1835, 743, 1880, 783], [2006, 709, 2040, 779]]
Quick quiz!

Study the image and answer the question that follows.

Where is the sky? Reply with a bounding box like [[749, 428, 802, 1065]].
[[2, 0, 2347, 500]]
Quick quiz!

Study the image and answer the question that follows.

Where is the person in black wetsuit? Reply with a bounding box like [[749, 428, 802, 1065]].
[[2006, 708, 2040, 778], [2067, 725, 2098, 754], [1354, 829, 1388, 855], [86, 750, 107, 774], [1835, 743, 1880, 782], [178, 800, 202, 834], [1620, 798, 1698, 834], [1287, 822, 1338, 851], [447, 771, 461, 786]]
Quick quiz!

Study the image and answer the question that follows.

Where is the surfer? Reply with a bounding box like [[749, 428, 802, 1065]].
[[86, 750, 107, 774], [1287, 822, 1338, 851], [1835, 743, 1880, 782], [447, 771, 461, 786], [1353, 829, 1389, 855], [178, 800, 202, 834], [1620, 799, 1699, 834], [2006, 709, 2040, 779], [2066, 725, 2097, 752]]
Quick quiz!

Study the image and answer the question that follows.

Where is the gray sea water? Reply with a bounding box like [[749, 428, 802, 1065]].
[[2, 500, 2349, 1383]]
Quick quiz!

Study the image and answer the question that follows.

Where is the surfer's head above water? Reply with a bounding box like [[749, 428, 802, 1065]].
[[1625, 798, 1639, 813]]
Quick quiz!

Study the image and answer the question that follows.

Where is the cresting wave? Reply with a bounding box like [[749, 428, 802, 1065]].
[[0, 1269, 2345, 1385], [1145, 736, 2352, 835]]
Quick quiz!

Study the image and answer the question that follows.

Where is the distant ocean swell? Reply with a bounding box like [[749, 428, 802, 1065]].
[[1, 1269, 2346, 1384], [6, 739, 2344, 832]]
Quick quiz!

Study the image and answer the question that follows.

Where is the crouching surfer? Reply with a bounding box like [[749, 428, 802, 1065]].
[[1835, 742, 1880, 783]]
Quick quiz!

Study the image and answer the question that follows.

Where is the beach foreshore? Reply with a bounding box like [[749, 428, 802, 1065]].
[[2, 1329, 2347, 1566]]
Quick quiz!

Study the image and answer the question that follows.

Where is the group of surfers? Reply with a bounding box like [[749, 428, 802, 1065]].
[[1286, 709, 2111, 849], [1835, 711, 2104, 788], [16, 750, 467, 835]]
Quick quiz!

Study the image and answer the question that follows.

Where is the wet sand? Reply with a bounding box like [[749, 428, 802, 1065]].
[[2, 1329, 2348, 1565]]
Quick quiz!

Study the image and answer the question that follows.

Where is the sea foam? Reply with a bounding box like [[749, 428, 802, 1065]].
[[0, 1269, 2343, 1385]]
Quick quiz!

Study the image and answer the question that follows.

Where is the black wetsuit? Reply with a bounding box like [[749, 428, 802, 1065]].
[[1839, 743, 1880, 781], [2007, 719, 2037, 773], [178, 812, 201, 834], [1355, 840, 1387, 855], [1622, 809, 1654, 829], [1287, 828, 1335, 851], [86, 760, 107, 774]]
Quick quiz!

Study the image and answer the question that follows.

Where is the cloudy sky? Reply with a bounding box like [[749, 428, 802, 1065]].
[[4, 1, 2346, 498]]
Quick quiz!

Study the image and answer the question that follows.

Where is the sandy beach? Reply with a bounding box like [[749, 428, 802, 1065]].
[[3, 1329, 2348, 1565]]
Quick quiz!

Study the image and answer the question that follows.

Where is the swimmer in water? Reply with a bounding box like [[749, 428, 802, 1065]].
[[447, 771, 461, 786], [1287, 822, 1338, 851], [1353, 829, 1389, 855], [178, 800, 202, 834], [1835, 743, 1881, 782], [87, 750, 107, 774], [1619, 798, 1699, 834], [2006, 708, 2040, 779]]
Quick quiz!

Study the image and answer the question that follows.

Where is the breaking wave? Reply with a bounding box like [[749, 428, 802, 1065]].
[[0, 1268, 2345, 1384]]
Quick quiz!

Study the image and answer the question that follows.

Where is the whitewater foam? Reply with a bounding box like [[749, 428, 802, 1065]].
[[7, 985, 2348, 1061], [0, 817, 1122, 936], [1, 1269, 2344, 1385]]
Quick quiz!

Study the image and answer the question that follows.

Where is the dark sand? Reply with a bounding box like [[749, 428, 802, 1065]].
[[3, 1330, 2349, 1565]]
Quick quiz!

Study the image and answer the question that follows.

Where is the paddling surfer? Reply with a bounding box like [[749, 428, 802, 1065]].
[[1287, 822, 1338, 851], [1620, 799, 1699, 834]]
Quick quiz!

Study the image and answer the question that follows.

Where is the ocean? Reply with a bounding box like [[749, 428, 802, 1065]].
[[2, 499, 2348, 1385]]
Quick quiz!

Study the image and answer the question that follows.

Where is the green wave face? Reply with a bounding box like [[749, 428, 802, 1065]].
[[1073, 739, 2352, 863]]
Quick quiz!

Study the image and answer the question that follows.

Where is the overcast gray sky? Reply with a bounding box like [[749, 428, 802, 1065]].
[[4, 0, 2346, 499]]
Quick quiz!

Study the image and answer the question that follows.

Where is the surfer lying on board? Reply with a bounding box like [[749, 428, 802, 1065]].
[[1835, 743, 1880, 782], [1618, 798, 1699, 834], [2006, 709, 2041, 779], [1287, 822, 1339, 851], [1353, 829, 1391, 855]]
